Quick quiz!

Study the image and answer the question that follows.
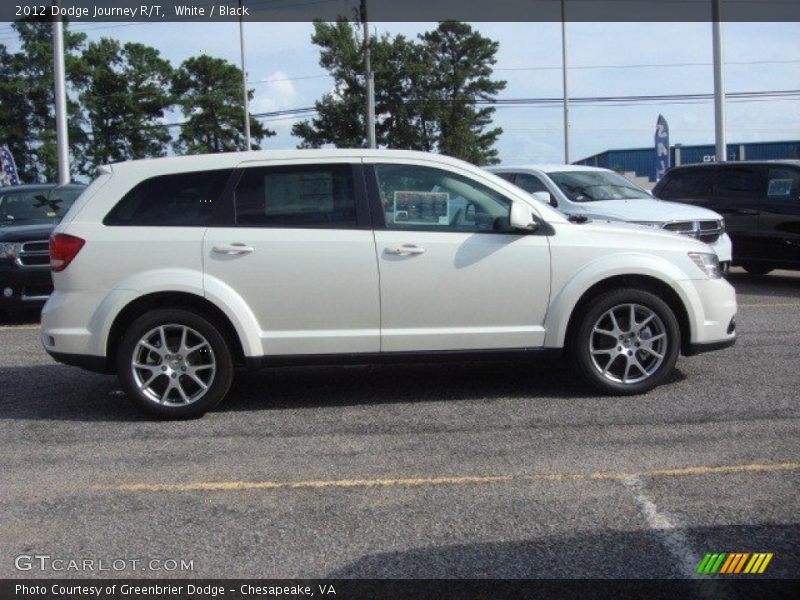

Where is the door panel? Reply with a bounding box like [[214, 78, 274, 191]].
[[203, 162, 380, 356], [706, 166, 764, 262], [367, 161, 551, 352], [374, 229, 550, 351]]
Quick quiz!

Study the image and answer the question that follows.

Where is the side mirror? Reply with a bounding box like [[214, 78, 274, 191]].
[[531, 191, 557, 208], [509, 201, 538, 231]]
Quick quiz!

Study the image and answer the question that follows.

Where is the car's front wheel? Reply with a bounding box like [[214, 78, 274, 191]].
[[116, 308, 234, 419], [571, 288, 681, 395]]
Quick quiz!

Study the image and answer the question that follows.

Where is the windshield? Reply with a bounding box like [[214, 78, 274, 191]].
[[549, 171, 650, 203], [0, 188, 80, 223]]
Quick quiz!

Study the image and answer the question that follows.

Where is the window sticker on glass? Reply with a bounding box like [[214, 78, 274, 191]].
[[264, 171, 334, 215], [768, 178, 793, 197], [394, 191, 449, 225]]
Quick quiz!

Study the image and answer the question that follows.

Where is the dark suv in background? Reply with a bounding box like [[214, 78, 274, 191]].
[[0, 183, 85, 315], [653, 160, 800, 275]]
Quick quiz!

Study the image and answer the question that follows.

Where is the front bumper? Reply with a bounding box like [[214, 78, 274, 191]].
[[685, 336, 736, 356], [676, 276, 737, 353], [0, 263, 53, 309]]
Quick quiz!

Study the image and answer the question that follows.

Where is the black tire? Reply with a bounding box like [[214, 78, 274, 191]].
[[570, 288, 681, 395], [742, 263, 773, 276], [116, 308, 234, 419]]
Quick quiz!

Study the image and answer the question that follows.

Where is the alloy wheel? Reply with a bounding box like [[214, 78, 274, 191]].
[[131, 324, 217, 406], [588, 303, 668, 384]]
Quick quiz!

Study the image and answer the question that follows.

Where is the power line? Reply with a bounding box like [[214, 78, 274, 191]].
[[495, 59, 800, 71]]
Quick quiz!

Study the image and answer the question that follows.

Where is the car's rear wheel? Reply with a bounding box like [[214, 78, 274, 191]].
[[571, 288, 681, 395], [741, 263, 773, 276], [116, 308, 234, 419]]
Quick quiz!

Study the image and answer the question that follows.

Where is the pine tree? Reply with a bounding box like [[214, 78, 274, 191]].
[[7, 19, 87, 181], [76, 39, 174, 174], [293, 21, 505, 164], [172, 55, 273, 154]]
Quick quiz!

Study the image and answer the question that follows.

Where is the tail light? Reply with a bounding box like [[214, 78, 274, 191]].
[[50, 233, 85, 272]]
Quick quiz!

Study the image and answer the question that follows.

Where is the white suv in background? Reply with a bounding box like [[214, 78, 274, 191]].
[[42, 150, 736, 419], [487, 165, 733, 272]]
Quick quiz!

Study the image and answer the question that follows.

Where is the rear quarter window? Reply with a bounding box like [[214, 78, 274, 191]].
[[104, 169, 232, 226]]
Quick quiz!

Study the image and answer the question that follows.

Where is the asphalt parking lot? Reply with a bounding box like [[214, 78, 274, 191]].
[[1, 267, 798, 580]]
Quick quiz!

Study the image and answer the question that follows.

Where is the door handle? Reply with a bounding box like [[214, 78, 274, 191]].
[[212, 243, 254, 255], [385, 244, 426, 256]]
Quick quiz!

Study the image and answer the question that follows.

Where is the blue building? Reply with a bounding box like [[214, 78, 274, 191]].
[[575, 140, 800, 183]]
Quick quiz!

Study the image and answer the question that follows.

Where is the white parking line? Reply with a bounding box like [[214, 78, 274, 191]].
[[621, 476, 707, 582], [0, 325, 39, 330]]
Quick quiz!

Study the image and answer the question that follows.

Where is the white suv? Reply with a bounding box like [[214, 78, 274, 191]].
[[487, 165, 733, 271], [42, 150, 737, 419]]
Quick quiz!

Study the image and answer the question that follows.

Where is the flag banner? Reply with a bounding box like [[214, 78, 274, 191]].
[[654, 115, 670, 181], [0, 145, 20, 186]]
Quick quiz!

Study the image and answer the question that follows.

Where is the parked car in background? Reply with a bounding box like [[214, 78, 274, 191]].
[[0, 183, 86, 315], [487, 165, 733, 271], [653, 160, 800, 275], [42, 150, 736, 419]]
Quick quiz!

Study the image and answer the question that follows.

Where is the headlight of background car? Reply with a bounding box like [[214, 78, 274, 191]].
[[0, 242, 22, 259], [688, 251, 722, 279], [719, 218, 726, 232]]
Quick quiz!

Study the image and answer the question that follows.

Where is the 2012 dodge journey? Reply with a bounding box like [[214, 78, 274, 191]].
[[41, 150, 737, 418]]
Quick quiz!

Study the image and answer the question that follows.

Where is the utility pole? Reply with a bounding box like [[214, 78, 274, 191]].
[[561, 0, 570, 164], [239, 0, 252, 151], [52, 1, 70, 183], [361, 0, 376, 149], [712, 0, 727, 162]]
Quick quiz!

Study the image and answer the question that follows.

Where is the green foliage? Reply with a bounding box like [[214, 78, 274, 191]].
[[75, 39, 174, 175], [4, 19, 86, 182], [1, 25, 275, 181], [172, 55, 273, 154], [0, 45, 29, 179], [293, 20, 506, 165], [420, 22, 506, 165], [292, 20, 366, 149]]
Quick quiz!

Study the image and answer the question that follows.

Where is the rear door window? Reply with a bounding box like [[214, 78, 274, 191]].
[[493, 172, 516, 183], [234, 164, 358, 228], [709, 167, 763, 200], [514, 173, 549, 194]]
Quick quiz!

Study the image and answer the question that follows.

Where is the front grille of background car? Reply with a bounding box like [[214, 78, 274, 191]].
[[21, 283, 52, 299], [663, 221, 722, 244], [16, 240, 51, 267]]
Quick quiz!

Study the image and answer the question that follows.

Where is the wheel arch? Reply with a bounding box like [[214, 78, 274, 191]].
[[107, 291, 246, 369], [561, 275, 692, 356]]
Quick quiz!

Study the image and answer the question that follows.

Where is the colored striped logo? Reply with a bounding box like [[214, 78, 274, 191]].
[[696, 552, 773, 574]]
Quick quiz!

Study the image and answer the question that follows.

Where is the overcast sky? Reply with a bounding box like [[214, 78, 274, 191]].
[[2, 20, 799, 163]]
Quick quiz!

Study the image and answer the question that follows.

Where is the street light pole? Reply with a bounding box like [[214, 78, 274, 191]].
[[239, 0, 252, 151], [361, 0, 376, 149], [712, 0, 727, 162], [52, 1, 70, 183], [561, 0, 570, 164]]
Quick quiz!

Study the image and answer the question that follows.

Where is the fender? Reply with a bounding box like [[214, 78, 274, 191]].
[[544, 253, 701, 348], [108, 268, 261, 358], [202, 273, 263, 357]]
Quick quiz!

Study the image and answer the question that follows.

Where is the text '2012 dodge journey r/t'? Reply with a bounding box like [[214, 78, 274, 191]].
[[42, 150, 737, 418]]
